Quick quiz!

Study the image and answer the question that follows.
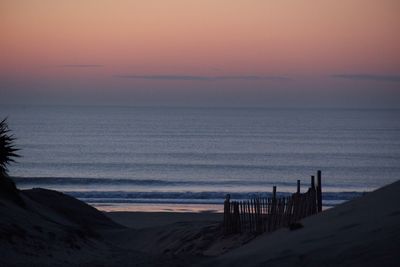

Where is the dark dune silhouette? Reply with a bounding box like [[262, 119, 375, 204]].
[[1, 179, 399, 266]]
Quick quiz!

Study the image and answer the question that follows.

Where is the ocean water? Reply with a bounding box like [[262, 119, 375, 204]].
[[1, 106, 400, 212]]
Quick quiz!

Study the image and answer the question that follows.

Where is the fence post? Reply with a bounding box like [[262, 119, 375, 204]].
[[272, 186, 277, 231], [301, 193, 307, 218], [297, 180, 301, 194], [262, 197, 266, 232], [317, 170, 322, 213], [233, 202, 240, 233], [224, 194, 231, 234], [255, 198, 260, 234], [311, 175, 316, 214], [285, 196, 292, 225], [247, 200, 252, 232], [240, 201, 244, 232], [311, 175, 315, 189]]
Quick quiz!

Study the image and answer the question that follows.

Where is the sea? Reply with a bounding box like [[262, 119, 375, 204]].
[[1, 105, 400, 212]]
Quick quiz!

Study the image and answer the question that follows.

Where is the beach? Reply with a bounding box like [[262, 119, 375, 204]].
[[2, 1, 400, 266], [1, 180, 399, 266], [106, 211, 222, 229]]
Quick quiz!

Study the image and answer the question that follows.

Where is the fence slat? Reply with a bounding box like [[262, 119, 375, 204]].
[[223, 174, 323, 235], [317, 170, 322, 212]]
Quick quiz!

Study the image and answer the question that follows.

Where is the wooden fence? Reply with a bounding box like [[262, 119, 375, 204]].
[[223, 170, 323, 235]]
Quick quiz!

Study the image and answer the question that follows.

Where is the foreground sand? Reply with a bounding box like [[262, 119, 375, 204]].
[[206, 181, 400, 267], [107, 211, 222, 229], [1, 181, 400, 266]]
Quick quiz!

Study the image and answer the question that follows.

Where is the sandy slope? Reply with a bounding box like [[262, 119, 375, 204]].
[[0, 188, 149, 267], [205, 180, 400, 267], [1, 181, 399, 266], [102, 212, 252, 258], [0, 188, 233, 266]]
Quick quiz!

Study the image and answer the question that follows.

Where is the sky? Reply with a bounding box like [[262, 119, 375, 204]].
[[1, 0, 399, 106]]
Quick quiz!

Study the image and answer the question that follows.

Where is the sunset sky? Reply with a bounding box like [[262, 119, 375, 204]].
[[1, 0, 399, 106]]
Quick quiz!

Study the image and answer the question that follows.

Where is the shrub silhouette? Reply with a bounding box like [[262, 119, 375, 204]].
[[0, 118, 19, 177], [0, 118, 20, 195]]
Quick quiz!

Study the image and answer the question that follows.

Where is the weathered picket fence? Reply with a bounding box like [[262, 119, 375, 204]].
[[223, 170, 323, 235]]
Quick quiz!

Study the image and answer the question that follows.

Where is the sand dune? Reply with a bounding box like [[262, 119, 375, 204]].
[[206, 180, 400, 267], [0, 188, 127, 266], [1, 181, 399, 266], [0, 187, 228, 266]]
